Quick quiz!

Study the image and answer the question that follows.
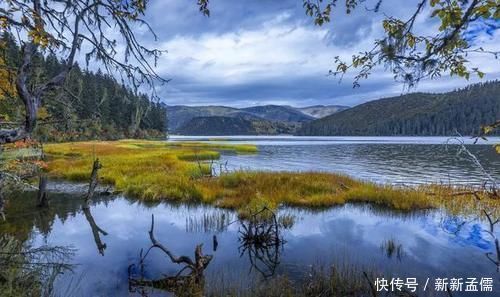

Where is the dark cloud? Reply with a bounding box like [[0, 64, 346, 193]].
[[161, 73, 398, 107], [140, 0, 499, 107]]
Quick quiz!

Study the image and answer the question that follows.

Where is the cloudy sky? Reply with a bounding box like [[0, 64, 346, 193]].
[[135, 0, 499, 107]]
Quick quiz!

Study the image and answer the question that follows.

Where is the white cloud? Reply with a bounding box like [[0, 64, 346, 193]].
[[144, 0, 500, 106], [158, 16, 329, 84]]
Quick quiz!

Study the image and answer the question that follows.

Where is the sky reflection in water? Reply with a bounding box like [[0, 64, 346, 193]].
[[19, 194, 497, 296]]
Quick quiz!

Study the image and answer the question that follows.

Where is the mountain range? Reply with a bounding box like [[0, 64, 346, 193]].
[[167, 104, 349, 135], [168, 81, 499, 136]]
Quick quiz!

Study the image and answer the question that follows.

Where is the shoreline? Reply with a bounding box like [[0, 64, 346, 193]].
[[37, 140, 498, 217]]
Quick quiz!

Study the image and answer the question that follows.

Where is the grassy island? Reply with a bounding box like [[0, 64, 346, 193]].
[[43, 140, 497, 217]]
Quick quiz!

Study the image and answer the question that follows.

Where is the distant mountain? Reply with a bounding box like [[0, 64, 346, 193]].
[[298, 81, 500, 136], [299, 105, 350, 118], [167, 104, 347, 134], [241, 105, 314, 122], [166, 105, 241, 131], [175, 116, 299, 135]]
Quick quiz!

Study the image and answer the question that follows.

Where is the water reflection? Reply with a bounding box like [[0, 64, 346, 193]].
[[380, 239, 405, 262], [238, 208, 285, 279], [483, 210, 500, 273], [1, 191, 499, 296], [185, 210, 233, 233], [82, 207, 108, 256], [440, 213, 500, 275], [128, 215, 213, 297]]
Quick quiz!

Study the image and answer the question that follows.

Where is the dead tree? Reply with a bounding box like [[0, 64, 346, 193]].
[[83, 158, 102, 209], [128, 214, 213, 296], [78, 158, 108, 255]]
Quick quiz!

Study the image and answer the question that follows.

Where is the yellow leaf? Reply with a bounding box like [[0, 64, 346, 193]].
[[0, 56, 16, 100], [37, 107, 50, 120]]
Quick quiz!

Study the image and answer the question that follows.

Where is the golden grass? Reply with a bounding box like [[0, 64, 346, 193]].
[[165, 141, 258, 153], [43, 140, 499, 216]]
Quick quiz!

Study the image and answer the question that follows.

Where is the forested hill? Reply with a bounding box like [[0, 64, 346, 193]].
[[0, 32, 166, 142], [298, 81, 500, 136], [176, 116, 299, 135]]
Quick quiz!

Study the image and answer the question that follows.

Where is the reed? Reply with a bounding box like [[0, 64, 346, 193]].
[[205, 264, 377, 297]]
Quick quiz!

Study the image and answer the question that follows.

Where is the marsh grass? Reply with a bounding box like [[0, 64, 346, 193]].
[[277, 212, 296, 229], [177, 151, 220, 161], [185, 211, 234, 233], [165, 141, 258, 153], [43, 140, 499, 216], [381, 238, 405, 261], [205, 264, 378, 297]]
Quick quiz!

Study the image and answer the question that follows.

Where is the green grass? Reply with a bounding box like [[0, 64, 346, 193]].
[[42, 140, 498, 216]]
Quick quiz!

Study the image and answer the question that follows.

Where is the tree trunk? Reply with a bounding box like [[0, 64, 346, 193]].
[[83, 159, 102, 209], [0, 42, 39, 144], [0, 187, 5, 221], [129, 101, 150, 136], [81, 158, 107, 255], [37, 174, 49, 207]]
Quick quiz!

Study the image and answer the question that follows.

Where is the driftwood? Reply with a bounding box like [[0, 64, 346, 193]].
[[129, 273, 205, 296], [128, 214, 213, 296]]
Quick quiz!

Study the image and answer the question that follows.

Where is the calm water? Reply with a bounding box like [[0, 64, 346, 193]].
[[2, 136, 499, 296], [2, 190, 498, 296], [170, 136, 500, 185]]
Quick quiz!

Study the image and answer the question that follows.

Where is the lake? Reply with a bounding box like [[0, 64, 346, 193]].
[[170, 136, 500, 185], [3, 191, 499, 296], [1, 136, 499, 296]]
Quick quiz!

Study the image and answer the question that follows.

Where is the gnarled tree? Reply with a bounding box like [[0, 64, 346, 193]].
[[0, 0, 167, 144]]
